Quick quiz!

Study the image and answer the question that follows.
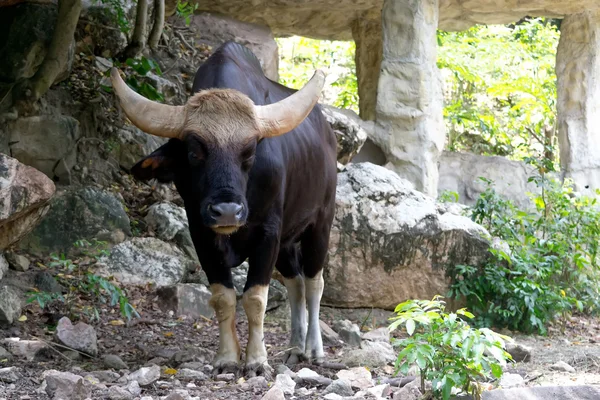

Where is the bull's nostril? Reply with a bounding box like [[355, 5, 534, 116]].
[[208, 204, 221, 217], [210, 202, 244, 223], [234, 204, 244, 218]]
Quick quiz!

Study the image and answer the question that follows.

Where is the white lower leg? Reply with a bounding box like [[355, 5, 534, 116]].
[[242, 285, 269, 367], [304, 270, 324, 361], [283, 275, 307, 356], [209, 284, 240, 366]]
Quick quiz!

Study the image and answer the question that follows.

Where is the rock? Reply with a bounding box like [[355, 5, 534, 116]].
[[143, 72, 183, 104], [20, 187, 130, 256], [127, 365, 161, 386], [483, 385, 600, 400], [261, 386, 285, 400], [336, 367, 373, 390], [0, 366, 19, 383], [2, 338, 50, 361], [145, 202, 196, 261], [334, 320, 362, 347], [43, 370, 91, 400], [156, 283, 214, 319], [0, 153, 55, 250], [342, 341, 396, 368], [127, 380, 142, 396], [170, 348, 215, 366], [216, 373, 235, 382], [320, 320, 343, 345], [324, 379, 354, 397], [550, 361, 576, 373], [176, 368, 208, 381], [103, 354, 128, 370], [0, 345, 13, 361], [242, 376, 268, 390], [191, 13, 279, 81], [367, 383, 391, 398], [392, 379, 422, 400], [4, 251, 30, 271], [9, 115, 80, 184], [56, 317, 98, 356], [0, 255, 7, 281], [0, 285, 23, 324], [232, 262, 287, 310], [325, 163, 491, 309], [33, 271, 63, 293], [321, 105, 368, 164], [506, 342, 532, 363], [275, 373, 296, 395], [361, 327, 390, 343], [95, 238, 195, 287], [438, 151, 541, 210], [108, 385, 134, 400], [114, 126, 167, 171], [274, 364, 295, 378], [90, 370, 121, 383], [297, 368, 319, 379], [323, 394, 344, 400], [499, 373, 524, 389], [300, 375, 333, 387]]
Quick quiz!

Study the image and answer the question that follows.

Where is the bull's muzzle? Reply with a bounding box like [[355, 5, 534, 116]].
[[208, 202, 245, 234]]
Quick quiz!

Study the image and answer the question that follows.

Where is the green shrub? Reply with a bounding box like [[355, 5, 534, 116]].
[[390, 296, 512, 400], [449, 164, 600, 333]]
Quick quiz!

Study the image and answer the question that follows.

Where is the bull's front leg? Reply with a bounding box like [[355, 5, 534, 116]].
[[208, 282, 241, 373], [243, 230, 279, 377]]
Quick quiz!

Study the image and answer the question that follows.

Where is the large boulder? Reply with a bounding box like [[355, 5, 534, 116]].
[[19, 187, 130, 256], [145, 202, 197, 261], [190, 12, 279, 81], [8, 115, 81, 184], [0, 153, 55, 250], [114, 126, 167, 171], [95, 237, 196, 287], [324, 162, 491, 309], [438, 151, 541, 210], [321, 105, 368, 165]]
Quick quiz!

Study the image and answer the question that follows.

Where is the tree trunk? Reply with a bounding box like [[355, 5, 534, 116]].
[[14, 0, 82, 103], [148, 0, 165, 50], [124, 0, 149, 58]]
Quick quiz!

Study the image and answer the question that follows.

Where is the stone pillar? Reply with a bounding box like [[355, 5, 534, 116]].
[[372, 0, 445, 197], [352, 15, 382, 121], [556, 11, 600, 194]]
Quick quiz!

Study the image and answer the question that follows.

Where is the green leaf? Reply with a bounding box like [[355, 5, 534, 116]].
[[491, 363, 503, 378], [406, 319, 416, 336]]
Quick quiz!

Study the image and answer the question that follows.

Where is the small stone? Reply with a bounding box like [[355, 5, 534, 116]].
[[361, 327, 390, 343], [0, 366, 19, 383], [140, 397, 154, 400], [506, 342, 532, 362], [499, 373, 525, 388], [216, 373, 235, 382], [261, 386, 285, 400], [320, 320, 342, 345], [342, 341, 396, 368], [274, 364, 296, 378], [0, 255, 7, 280], [300, 375, 332, 387], [90, 370, 121, 383], [0, 285, 23, 324], [56, 317, 98, 356], [243, 376, 268, 389], [176, 368, 208, 381], [368, 383, 391, 398], [275, 374, 296, 395], [334, 320, 362, 347], [178, 362, 204, 370], [127, 364, 161, 386], [324, 379, 354, 397], [550, 361, 576, 373], [108, 385, 133, 400], [4, 252, 30, 271], [336, 367, 373, 390], [64, 350, 81, 360], [165, 390, 188, 400], [43, 370, 92, 400], [392, 379, 422, 400], [33, 271, 63, 293], [324, 394, 344, 400], [297, 367, 319, 378], [127, 380, 142, 396], [295, 387, 313, 396], [3, 338, 50, 361], [103, 354, 128, 369], [0, 345, 13, 361]]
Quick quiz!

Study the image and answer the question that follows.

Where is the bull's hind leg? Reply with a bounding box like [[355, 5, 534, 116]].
[[276, 245, 308, 365], [301, 221, 332, 364]]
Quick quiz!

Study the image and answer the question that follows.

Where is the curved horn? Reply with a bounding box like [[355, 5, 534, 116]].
[[255, 69, 326, 138], [110, 68, 186, 138]]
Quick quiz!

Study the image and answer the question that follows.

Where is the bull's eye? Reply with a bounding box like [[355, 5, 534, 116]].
[[188, 151, 201, 165]]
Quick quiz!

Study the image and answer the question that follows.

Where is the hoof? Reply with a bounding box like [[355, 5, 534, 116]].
[[282, 349, 308, 366], [244, 361, 273, 380], [213, 360, 241, 376]]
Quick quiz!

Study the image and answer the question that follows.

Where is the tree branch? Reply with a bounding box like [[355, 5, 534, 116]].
[[124, 0, 149, 58], [148, 0, 165, 50]]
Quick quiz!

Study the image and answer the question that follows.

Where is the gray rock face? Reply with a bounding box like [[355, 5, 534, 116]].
[[499, 373, 525, 389], [4, 251, 30, 271], [275, 374, 296, 395], [103, 354, 128, 370], [232, 262, 288, 310], [320, 320, 343, 345], [438, 151, 540, 210], [325, 163, 491, 309], [483, 385, 600, 400], [361, 327, 390, 343], [145, 202, 197, 261], [115, 126, 167, 171], [0, 285, 23, 324], [9, 115, 80, 184], [342, 341, 396, 368], [0, 153, 55, 250], [0, 366, 19, 383], [79, 0, 136, 58], [43, 370, 92, 400], [324, 379, 354, 397], [334, 320, 362, 347], [95, 237, 195, 287], [157, 284, 214, 319], [392, 379, 422, 400], [20, 187, 130, 256], [56, 317, 98, 357], [0, 255, 8, 281], [34, 271, 63, 293], [321, 105, 368, 165]]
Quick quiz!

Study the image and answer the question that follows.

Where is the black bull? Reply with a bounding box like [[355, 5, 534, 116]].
[[128, 41, 337, 375]]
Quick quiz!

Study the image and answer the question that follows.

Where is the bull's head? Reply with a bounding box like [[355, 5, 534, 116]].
[[111, 68, 324, 235]]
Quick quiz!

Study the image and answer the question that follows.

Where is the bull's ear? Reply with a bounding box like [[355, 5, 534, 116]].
[[131, 140, 185, 182]]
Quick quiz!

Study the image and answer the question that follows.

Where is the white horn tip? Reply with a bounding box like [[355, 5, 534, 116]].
[[110, 68, 122, 84]]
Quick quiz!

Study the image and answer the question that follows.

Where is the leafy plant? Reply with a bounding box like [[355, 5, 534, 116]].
[[122, 57, 165, 102], [49, 253, 75, 271], [94, 0, 131, 33], [390, 296, 512, 400], [438, 190, 459, 203], [449, 160, 600, 333], [176, 1, 199, 26]]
